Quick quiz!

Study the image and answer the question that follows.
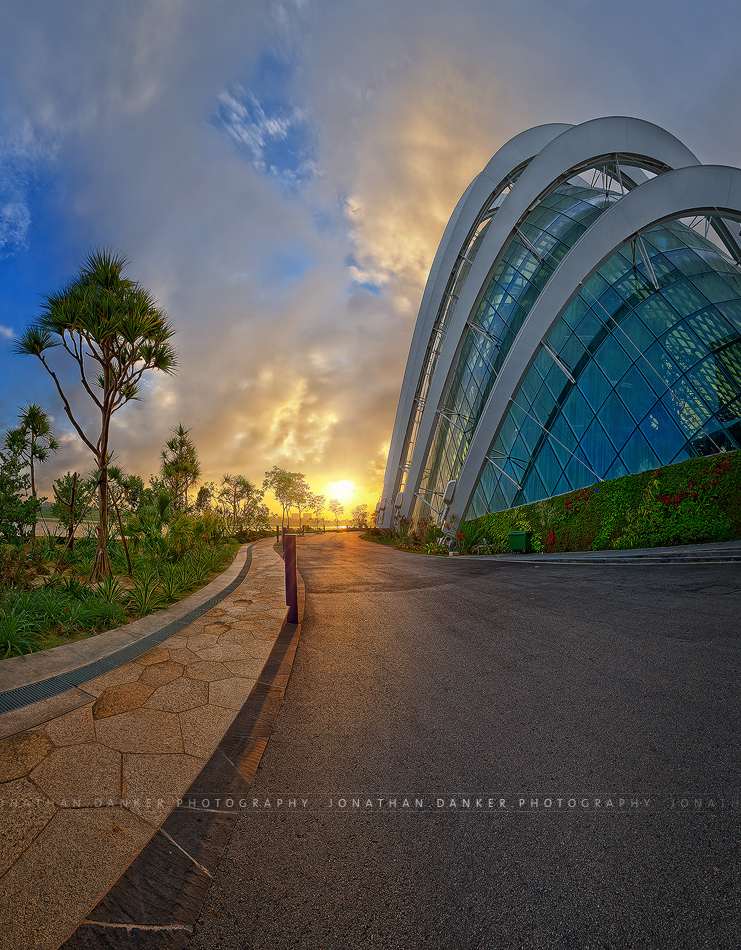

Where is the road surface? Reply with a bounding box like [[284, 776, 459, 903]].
[[188, 533, 741, 949]]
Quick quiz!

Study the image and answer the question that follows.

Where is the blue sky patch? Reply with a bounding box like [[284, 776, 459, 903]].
[[215, 52, 316, 187]]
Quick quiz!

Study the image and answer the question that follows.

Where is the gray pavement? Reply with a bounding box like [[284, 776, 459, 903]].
[[188, 533, 741, 950]]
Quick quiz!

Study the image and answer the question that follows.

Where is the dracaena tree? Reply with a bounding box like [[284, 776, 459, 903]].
[[14, 247, 178, 579]]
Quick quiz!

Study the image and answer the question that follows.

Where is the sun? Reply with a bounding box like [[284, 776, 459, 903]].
[[327, 480, 356, 503]]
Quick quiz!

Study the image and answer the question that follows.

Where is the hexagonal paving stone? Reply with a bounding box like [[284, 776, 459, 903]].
[[44, 704, 96, 746], [204, 621, 231, 636], [184, 660, 233, 681], [92, 682, 155, 720], [209, 676, 253, 709], [134, 647, 170, 666], [31, 742, 121, 806], [138, 660, 185, 687], [82, 663, 144, 697], [0, 777, 58, 876], [95, 708, 183, 753], [195, 644, 259, 663], [165, 647, 200, 664], [224, 657, 267, 679], [179, 705, 236, 758], [0, 730, 54, 782], [144, 677, 209, 713], [121, 752, 205, 825]]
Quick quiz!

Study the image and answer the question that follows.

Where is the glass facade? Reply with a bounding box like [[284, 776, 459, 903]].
[[465, 218, 741, 518], [413, 180, 622, 522]]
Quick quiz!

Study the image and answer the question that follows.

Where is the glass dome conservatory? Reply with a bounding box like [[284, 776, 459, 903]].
[[378, 118, 741, 530]]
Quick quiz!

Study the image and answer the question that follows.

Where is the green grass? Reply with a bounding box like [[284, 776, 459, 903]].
[[0, 537, 240, 657]]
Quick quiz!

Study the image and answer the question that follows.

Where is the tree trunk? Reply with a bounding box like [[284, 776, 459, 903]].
[[91, 463, 112, 580]]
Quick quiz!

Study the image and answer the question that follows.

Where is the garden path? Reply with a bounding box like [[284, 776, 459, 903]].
[[0, 539, 289, 950]]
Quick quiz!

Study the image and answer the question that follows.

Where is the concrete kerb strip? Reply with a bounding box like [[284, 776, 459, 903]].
[[0, 539, 299, 950]]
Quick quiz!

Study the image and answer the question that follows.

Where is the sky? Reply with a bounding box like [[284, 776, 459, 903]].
[[1, 0, 741, 517]]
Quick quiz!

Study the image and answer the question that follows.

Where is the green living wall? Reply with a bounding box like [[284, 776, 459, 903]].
[[457, 450, 741, 554]]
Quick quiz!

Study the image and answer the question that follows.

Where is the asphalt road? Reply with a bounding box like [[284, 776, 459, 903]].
[[188, 533, 741, 950]]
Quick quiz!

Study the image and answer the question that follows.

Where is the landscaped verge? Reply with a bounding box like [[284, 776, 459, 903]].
[[364, 449, 741, 556], [457, 449, 741, 554]]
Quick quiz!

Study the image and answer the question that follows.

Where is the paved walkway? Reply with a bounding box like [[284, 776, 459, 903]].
[[0, 539, 290, 950]]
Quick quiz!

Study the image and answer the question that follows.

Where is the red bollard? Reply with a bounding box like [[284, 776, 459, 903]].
[[284, 533, 298, 624]]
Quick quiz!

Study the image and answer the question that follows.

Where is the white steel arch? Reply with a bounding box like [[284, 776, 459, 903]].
[[392, 116, 704, 525], [379, 123, 572, 524], [449, 163, 741, 526]]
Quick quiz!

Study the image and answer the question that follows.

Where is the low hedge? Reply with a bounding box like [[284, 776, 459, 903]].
[[457, 449, 741, 555]]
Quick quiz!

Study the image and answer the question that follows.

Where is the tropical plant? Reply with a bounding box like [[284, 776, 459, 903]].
[[14, 247, 178, 579], [161, 423, 200, 510], [0, 607, 40, 658], [3, 402, 59, 504]]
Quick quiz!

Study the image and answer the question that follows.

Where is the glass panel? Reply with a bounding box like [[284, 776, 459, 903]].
[[533, 440, 562, 497], [686, 306, 737, 348], [613, 311, 654, 355], [594, 334, 632, 384], [579, 417, 614, 479], [578, 360, 612, 413], [641, 341, 682, 390], [616, 365, 660, 423], [620, 428, 660, 472], [661, 377, 712, 436], [635, 294, 683, 335], [661, 278, 710, 319], [560, 386, 593, 440], [690, 273, 738, 304], [640, 402, 688, 465], [597, 391, 634, 450], [661, 322, 709, 372]]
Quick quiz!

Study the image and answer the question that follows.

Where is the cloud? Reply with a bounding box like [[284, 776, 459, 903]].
[[2, 0, 741, 512], [0, 324, 13, 339]]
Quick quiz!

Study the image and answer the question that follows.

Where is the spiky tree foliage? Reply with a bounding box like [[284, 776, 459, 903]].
[[161, 423, 200, 510], [14, 248, 178, 579], [4, 403, 59, 500]]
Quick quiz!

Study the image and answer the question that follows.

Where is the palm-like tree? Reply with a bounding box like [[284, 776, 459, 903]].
[[14, 248, 178, 579], [4, 403, 59, 500]]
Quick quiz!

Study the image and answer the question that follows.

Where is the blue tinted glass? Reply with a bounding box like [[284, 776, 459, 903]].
[[579, 417, 615, 478], [690, 273, 737, 304], [594, 334, 632, 384], [615, 312, 654, 354], [578, 360, 612, 413], [560, 293, 590, 330], [687, 307, 737, 347], [621, 428, 660, 472], [522, 467, 546, 504], [640, 402, 688, 465], [661, 278, 710, 318], [642, 341, 682, 389], [561, 387, 593, 440], [533, 440, 562, 496], [661, 322, 709, 371], [559, 332, 589, 371], [636, 294, 683, 335], [716, 299, 741, 334], [616, 365, 659, 422], [604, 455, 629, 480], [661, 378, 712, 436], [575, 309, 606, 349], [685, 358, 725, 412], [663, 246, 713, 278], [598, 391, 634, 450]]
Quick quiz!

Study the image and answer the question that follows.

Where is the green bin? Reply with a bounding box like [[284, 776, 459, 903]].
[[508, 530, 533, 553]]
